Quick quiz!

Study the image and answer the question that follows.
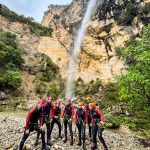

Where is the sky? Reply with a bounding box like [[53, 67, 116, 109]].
[[0, 0, 72, 22]]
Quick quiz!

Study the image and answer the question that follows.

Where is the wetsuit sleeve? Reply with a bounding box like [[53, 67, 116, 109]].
[[74, 110, 78, 124], [50, 107, 54, 119], [26, 107, 36, 129], [42, 103, 46, 108], [95, 108, 104, 122], [50, 104, 54, 119], [62, 107, 65, 117], [71, 106, 75, 118]]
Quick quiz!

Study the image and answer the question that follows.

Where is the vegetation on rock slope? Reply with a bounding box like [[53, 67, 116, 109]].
[[93, 25, 150, 138], [117, 25, 150, 137], [0, 30, 23, 91], [34, 54, 65, 100], [0, 29, 64, 106], [97, 0, 150, 26], [0, 4, 53, 36]]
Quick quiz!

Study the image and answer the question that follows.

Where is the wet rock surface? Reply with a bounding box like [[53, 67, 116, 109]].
[[0, 114, 150, 150]]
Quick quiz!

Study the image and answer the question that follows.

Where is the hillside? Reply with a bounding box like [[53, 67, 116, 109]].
[[41, 0, 150, 83], [0, 4, 65, 108]]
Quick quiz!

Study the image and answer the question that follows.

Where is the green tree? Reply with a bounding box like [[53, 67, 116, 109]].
[[118, 25, 150, 116], [117, 2, 137, 25], [0, 30, 23, 90]]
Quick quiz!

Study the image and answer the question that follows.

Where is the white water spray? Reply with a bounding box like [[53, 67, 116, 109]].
[[66, 0, 97, 98]]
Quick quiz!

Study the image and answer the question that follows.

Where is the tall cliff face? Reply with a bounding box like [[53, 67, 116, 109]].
[[0, 15, 63, 100], [41, 0, 149, 83], [0, 0, 149, 85]]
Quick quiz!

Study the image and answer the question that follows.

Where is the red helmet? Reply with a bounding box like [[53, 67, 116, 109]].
[[37, 99, 44, 105], [56, 100, 61, 105], [47, 96, 53, 102], [66, 98, 71, 103]]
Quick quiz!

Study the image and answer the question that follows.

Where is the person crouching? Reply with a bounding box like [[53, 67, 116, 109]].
[[19, 100, 49, 150]]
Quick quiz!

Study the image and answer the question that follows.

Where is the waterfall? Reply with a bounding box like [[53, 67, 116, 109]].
[[66, 0, 97, 98]]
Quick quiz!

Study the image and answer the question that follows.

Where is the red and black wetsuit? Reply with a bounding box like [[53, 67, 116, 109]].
[[50, 106, 62, 139], [42, 102, 54, 142], [85, 104, 92, 138], [35, 102, 54, 144], [62, 104, 74, 145], [19, 106, 46, 150], [26, 106, 43, 128], [75, 107, 88, 148], [90, 107, 108, 150]]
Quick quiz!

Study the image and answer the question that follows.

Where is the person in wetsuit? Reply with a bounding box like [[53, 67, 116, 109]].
[[62, 98, 74, 145], [85, 96, 92, 139], [19, 100, 49, 150], [35, 96, 54, 146], [75, 102, 88, 150], [89, 103, 108, 150], [49, 100, 63, 140]]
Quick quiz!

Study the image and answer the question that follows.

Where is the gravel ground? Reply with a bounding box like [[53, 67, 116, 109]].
[[0, 114, 150, 150]]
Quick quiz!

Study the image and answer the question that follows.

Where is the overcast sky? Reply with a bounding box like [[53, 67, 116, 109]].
[[0, 0, 72, 22]]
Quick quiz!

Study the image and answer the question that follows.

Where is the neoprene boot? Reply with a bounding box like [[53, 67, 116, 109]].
[[83, 143, 86, 150], [70, 136, 73, 145], [77, 134, 82, 146], [91, 143, 97, 150], [42, 146, 50, 150]]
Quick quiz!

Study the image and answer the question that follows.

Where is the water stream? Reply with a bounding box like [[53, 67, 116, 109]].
[[66, 0, 97, 98]]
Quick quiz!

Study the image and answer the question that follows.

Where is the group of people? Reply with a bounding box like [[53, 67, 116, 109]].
[[19, 96, 108, 150]]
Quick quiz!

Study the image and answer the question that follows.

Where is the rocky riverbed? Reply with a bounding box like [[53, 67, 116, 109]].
[[0, 113, 150, 150]]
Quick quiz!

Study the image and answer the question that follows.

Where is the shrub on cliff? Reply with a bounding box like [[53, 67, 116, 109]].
[[0, 4, 53, 36], [34, 54, 64, 99], [117, 2, 137, 25], [0, 30, 23, 91], [0, 71, 22, 90]]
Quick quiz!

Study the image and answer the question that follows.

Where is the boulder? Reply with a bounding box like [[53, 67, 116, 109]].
[[0, 92, 7, 100], [24, 144, 32, 150], [5, 143, 14, 149]]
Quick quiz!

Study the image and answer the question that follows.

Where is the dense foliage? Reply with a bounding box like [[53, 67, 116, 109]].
[[97, 0, 150, 26], [118, 25, 150, 114], [0, 4, 53, 36], [117, 2, 137, 25], [117, 25, 150, 134], [0, 30, 23, 90], [117, 2, 150, 25], [74, 78, 102, 98]]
